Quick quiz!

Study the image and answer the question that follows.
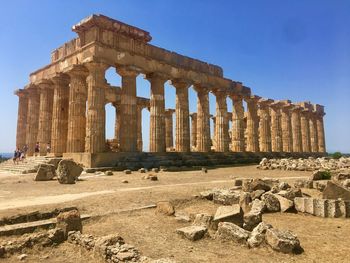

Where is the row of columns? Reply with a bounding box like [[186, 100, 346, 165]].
[[15, 62, 326, 156]]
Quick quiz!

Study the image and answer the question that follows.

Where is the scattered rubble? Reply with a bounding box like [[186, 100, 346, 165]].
[[34, 164, 56, 181], [176, 225, 207, 241], [155, 201, 175, 216], [266, 228, 302, 254], [57, 159, 83, 184], [56, 209, 82, 239], [322, 181, 350, 200]]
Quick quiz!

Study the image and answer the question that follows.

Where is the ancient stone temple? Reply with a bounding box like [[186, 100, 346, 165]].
[[15, 14, 326, 167]]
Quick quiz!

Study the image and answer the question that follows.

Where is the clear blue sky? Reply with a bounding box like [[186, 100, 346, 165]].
[[0, 0, 349, 153]]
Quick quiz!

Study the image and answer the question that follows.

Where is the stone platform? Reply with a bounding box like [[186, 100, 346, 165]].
[[63, 152, 326, 169]]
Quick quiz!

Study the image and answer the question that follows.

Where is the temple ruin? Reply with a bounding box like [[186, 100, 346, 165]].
[[14, 14, 326, 167]]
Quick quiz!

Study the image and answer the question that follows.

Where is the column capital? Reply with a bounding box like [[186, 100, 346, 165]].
[[52, 73, 70, 86], [270, 100, 284, 110], [85, 61, 109, 72], [193, 84, 210, 94], [67, 64, 89, 78], [165, 108, 175, 115], [171, 79, 191, 89], [37, 79, 54, 90], [258, 98, 274, 108], [212, 88, 227, 98], [116, 66, 140, 77], [14, 88, 28, 97], [229, 94, 243, 102], [190, 112, 197, 118], [245, 95, 261, 103], [145, 72, 168, 82]]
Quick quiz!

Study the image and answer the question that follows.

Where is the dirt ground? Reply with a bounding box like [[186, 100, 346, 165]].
[[0, 165, 349, 262]]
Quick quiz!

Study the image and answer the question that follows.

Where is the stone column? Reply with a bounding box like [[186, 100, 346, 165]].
[[66, 65, 88, 153], [211, 116, 216, 150], [194, 86, 211, 152], [51, 74, 70, 156], [309, 112, 319, 153], [270, 102, 283, 152], [190, 113, 197, 150], [136, 104, 143, 152], [172, 80, 191, 152], [165, 109, 175, 150], [300, 109, 311, 152], [245, 95, 260, 152], [117, 67, 139, 152], [316, 111, 326, 153], [84, 62, 108, 153], [15, 89, 28, 150], [291, 106, 303, 153], [213, 89, 229, 152], [231, 95, 245, 152], [37, 80, 54, 155], [281, 102, 293, 153], [257, 99, 273, 152], [113, 103, 120, 145], [25, 86, 40, 156], [146, 73, 167, 152]]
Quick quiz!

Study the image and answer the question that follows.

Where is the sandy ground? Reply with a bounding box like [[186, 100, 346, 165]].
[[0, 165, 349, 262]]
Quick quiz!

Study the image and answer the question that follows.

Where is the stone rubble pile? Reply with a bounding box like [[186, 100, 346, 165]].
[[258, 157, 350, 172]]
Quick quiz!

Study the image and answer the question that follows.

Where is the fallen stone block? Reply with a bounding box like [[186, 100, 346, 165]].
[[251, 189, 265, 200], [34, 164, 56, 181], [138, 168, 146, 173], [124, 169, 132, 174], [104, 170, 113, 176], [247, 222, 273, 248], [215, 222, 249, 244], [242, 178, 271, 192], [276, 187, 302, 201], [239, 192, 252, 214], [274, 194, 294, 213], [243, 209, 262, 231], [56, 209, 82, 239], [261, 193, 280, 212], [213, 189, 240, 205], [57, 159, 83, 184], [176, 225, 207, 241], [266, 228, 302, 254], [174, 211, 192, 222], [213, 205, 243, 228], [322, 181, 350, 200], [250, 199, 266, 214], [155, 201, 175, 216], [192, 213, 213, 228], [278, 182, 291, 191], [294, 179, 313, 189]]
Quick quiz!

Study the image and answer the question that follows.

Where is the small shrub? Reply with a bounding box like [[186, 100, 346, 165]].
[[320, 170, 332, 180], [331, 152, 342, 159]]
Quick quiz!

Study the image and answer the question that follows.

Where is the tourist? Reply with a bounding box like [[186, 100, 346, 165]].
[[13, 148, 20, 164], [22, 144, 28, 157], [46, 142, 51, 154], [34, 142, 40, 156]]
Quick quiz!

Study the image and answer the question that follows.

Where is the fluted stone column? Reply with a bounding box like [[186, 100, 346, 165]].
[[136, 104, 143, 152], [211, 116, 216, 150], [113, 103, 120, 145], [190, 113, 197, 149], [214, 89, 229, 152], [37, 80, 54, 155], [300, 109, 311, 152], [117, 67, 139, 152], [165, 109, 175, 150], [25, 87, 40, 156], [231, 95, 245, 152], [281, 102, 293, 153], [316, 111, 326, 153], [309, 112, 319, 153], [245, 96, 260, 152], [51, 74, 70, 156], [66, 65, 88, 153], [84, 62, 108, 153], [258, 99, 273, 152], [15, 89, 28, 150], [270, 102, 283, 152], [172, 80, 191, 152], [194, 86, 211, 152], [146, 73, 167, 152], [291, 106, 303, 152]]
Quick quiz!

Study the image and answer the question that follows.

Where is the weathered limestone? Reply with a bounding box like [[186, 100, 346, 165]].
[[136, 97, 149, 152], [164, 109, 175, 150], [300, 107, 311, 152], [231, 95, 245, 152], [84, 63, 108, 153], [315, 105, 326, 153], [309, 111, 319, 153], [194, 86, 211, 152], [214, 89, 229, 152], [113, 103, 121, 146], [25, 86, 40, 156], [147, 73, 167, 152], [66, 65, 88, 153], [270, 101, 283, 152], [291, 105, 303, 152], [281, 101, 293, 153], [172, 79, 191, 152], [15, 89, 28, 150], [117, 67, 139, 152], [258, 98, 273, 152], [190, 113, 197, 149], [51, 74, 70, 156], [37, 80, 54, 155], [245, 95, 261, 152]]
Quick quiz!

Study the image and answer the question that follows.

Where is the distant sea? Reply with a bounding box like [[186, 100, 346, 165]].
[[0, 153, 12, 159]]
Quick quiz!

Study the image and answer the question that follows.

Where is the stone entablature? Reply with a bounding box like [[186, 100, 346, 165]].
[[14, 14, 326, 163]]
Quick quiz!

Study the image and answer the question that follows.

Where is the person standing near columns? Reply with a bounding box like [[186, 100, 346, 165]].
[[117, 66, 139, 152], [193, 85, 211, 152], [230, 95, 245, 152], [213, 88, 229, 152], [15, 89, 28, 151], [172, 79, 191, 152], [257, 98, 273, 152], [270, 101, 283, 152], [245, 95, 261, 152], [66, 65, 89, 153], [190, 113, 197, 150], [291, 105, 303, 152], [146, 73, 167, 153], [281, 101, 293, 153], [37, 80, 54, 156], [164, 109, 175, 150], [25, 85, 40, 156]]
